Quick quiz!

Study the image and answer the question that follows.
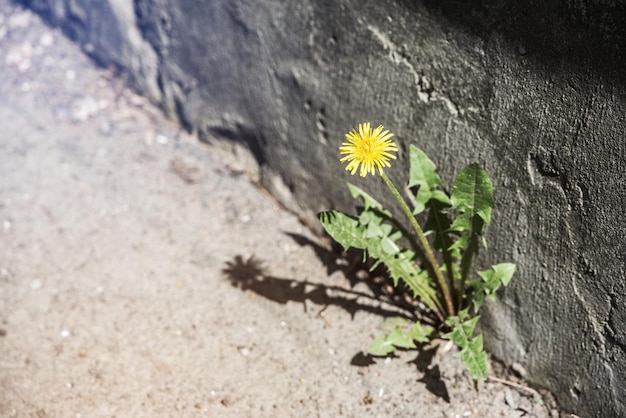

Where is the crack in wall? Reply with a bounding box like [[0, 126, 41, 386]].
[[366, 24, 459, 116], [529, 149, 607, 351], [605, 294, 626, 352], [570, 272, 607, 353]]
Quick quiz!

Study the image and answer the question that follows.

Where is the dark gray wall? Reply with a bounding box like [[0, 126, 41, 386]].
[[21, 0, 626, 416]]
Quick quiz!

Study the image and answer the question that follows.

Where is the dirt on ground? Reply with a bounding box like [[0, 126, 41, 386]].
[[0, 2, 561, 417]]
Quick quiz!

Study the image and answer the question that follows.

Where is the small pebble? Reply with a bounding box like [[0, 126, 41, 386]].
[[30, 279, 42, 290], [3, 220, 11, 231], [39, 32, 54, 47], [18, 59, 31, 72], [511, 362, 527, 378], [155, 134, 168, 145], [504, 388, 518, 409], [71, 96, 99, 121], [60, 329, 70, 338]]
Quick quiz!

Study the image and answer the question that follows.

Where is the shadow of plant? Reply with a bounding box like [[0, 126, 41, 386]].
[[285, 232, 424, 315], [222, 254, 412, 319], [412, 347, 451, 403], [221, 232, 450, 403]]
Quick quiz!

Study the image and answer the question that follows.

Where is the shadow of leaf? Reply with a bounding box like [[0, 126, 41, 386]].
[[411, 347, 451, 403], [350, 351, 377, 367], [222, 254, 414, 320], [285, 232, 426, 316]]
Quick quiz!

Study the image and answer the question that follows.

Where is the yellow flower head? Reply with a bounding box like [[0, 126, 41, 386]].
[[340, 122, 398, 177]]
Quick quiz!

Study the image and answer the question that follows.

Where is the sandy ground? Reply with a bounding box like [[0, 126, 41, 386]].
[[0, 2, 559, 417]]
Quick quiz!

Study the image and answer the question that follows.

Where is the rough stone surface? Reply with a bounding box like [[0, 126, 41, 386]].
[[17, 0, 626, 416], [0, 2, 556, 416]]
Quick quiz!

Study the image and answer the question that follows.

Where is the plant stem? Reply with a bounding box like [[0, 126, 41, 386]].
[[458, 250, 473, 312], [380, 171, 455, 318], [457, 219, 479, 312]]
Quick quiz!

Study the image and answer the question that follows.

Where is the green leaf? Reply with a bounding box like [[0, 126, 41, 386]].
[[380, 234, 401, 254], [387, 329, 417, 349], [318, 211, 367, 251], [450, 163, 493, 228], [347, 183, 390, 215], [368, 334, 397, 356], [454, 335, 488, 380], [318, 210, 443, 315], [424, 199, 460, 282], [443, 311, 479, 347], [368, 324, 432, 357], [478, 263, 516, 292], [408, 145, 450, 214], [378, 317, 410, 332], [443, 310, 488, 380], [467, 263, 516, 310], [407, 323, 433, 343], [448, 164, 494, 298]]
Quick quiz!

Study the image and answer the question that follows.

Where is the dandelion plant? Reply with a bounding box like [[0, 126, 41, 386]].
[[318, 122, 515, 380]]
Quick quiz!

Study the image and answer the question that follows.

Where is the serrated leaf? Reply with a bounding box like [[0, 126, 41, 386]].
[[347, 183, 390, 215], [477, 263, 516, 294], [443, 310, 488, 380], [468, 263, 516, 310], [408, 145, 450, 214], [363, 218, 385, 239], [424, 199, 460, 282], [380, 236, 400, 254], [450, 163, 493, 230], [387, 329, 417, 349], [318, 210, 442, 315], [443, 314, 479, 347], [368, 334, 397, 356], [455, 335, 488, 380], [447, 164, 494, 295], [407, 323, 433, 343], [318, 211, 367, 251], [358, 210, 381, 229], [378, 317, 410, 332], [489, 263, 516, 286]]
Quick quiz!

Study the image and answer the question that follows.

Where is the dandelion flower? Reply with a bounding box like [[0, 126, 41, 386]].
[[340, 122, 398, 177]]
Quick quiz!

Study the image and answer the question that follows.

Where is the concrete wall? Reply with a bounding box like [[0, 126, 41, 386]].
[[20, 0, 626, 415]]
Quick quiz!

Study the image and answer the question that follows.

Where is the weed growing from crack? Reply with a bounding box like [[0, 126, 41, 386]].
[[318, 122, 515, 380]]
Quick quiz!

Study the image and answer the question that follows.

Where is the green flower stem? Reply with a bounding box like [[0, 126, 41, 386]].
[[381, 171, 455, 318]]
